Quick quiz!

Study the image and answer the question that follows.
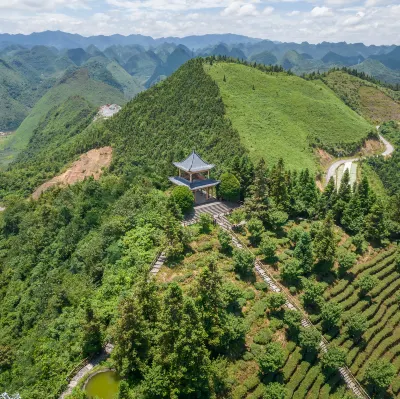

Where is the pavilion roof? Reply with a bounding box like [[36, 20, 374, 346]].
[[173, 150, 215, 172], [168, 176, 220, 190]]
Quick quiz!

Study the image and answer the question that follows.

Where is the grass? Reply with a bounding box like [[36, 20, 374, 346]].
[[0, 69, 126, 169], [205, 62, 373, 173]]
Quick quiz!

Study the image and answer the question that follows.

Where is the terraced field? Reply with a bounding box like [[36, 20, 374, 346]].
[[321, 247, 400, 396]]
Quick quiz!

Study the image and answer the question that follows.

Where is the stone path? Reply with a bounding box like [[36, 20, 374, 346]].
[[59, 343, 114, 399], [215, 215, 370, 399], [184, 201, 238, 225], [150, 252, 167, 275]]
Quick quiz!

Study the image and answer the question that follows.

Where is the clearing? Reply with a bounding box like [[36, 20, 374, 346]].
[[206, 63, 373, 173], [32, 147, 112, 200]]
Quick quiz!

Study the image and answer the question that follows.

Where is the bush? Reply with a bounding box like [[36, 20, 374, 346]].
[[267, 292, 286, 312], [321, 346, 347, 371], [281, 258, 303, 285], [243, 289, 256, 300], [364, 359, 396, 392], [345, 312, 368, 339], [283, 309, 302, 334], [352, 233, 367, 254], [336, 247, 357, 275], [171, 186, 194, 213], [233, 248, 254, 277], [257, 342, 285, 374], [219, 172, 240, 201]]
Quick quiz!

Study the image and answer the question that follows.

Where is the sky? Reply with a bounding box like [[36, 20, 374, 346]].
[[0, 0, 399, 45]]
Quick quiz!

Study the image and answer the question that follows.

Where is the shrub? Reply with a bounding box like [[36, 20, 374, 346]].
[[233, 248, 254, 277], [283, 309, 302, 334], [301, 280, 325, 308], [218, 229, 232, 253], [257, 342, 285, 374], [219, 172, 240, 201], [288, 226, 304, 244], [364, 359, 396, 392], [352, 233, 367, 254], [281, 258, 303, 285], [243, 289, 256, 300], [321, 346, 347, 371], [171, 186, 194, 213]]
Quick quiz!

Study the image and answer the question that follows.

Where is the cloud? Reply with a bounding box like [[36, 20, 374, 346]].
[[0, 0, 91, 10], [262, 6, 274, 15], [221, 2, 258, 17], [310, 6, 334, 17], [287, 10, 300, 16]]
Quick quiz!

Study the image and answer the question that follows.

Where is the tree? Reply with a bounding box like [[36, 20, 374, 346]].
[[258, 342, 285, 374], [199, 213, 213, 234], [82, 304, 102, 357], [219, 172, 240, 201], [293, 231, 313, 273], [218, 229, 232, 253], [281, 258, 303, 285], [313, 212, 336, 266], [352, 233, 367, 254], [283, 309, 302, 336], [321, 302, 342, 329], [118, 380, 131, 399], [337, 169, 351, 203], [233, 248, 254, 277], [302, 280, 325, 309], [319, 177, 337, 216], [336, 247, 357, 276], [341, 193, 364, 234], [170, 186, 194, 213], [267, 292, 286, 312], [247, 217, 265, 246], [357, 274, 377, 296], [365, 200, 388, 243], [321, 346, 347, 370], [298, 327, 321, 353], [263, 382, 287, 399], [269, 159, 289, 209], [345, 312, 368, 339], [364, 359, 395, 392], [259, 234, 277, 260]]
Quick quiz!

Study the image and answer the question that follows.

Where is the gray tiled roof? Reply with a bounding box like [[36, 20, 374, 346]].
[[173, 150, 214, 172], [169, 176, 220, 190]]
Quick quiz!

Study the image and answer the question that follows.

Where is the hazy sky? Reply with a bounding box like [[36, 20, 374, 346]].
[[0, 0, 399, 45]]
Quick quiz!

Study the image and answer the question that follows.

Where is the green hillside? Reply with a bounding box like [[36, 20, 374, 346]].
[[206, 62, 373, 172], [322, 70, 400, 123], [352, 59, 400, 85], [0, 68, 126, 168]]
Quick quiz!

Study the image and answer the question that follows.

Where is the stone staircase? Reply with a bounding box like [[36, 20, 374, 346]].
[[184, 201, 237, 225], [215, 215, 370, 399]]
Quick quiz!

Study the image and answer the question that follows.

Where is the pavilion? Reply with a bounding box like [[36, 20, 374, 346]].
[[169, 150, 220, 204]]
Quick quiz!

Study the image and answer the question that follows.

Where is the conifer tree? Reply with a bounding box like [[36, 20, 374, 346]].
[[319, 177, 337, 216], [365, 200, 388, 243], [341, 191, 364, 234], [293, 231, 314, 273], [313, 212, 336, 266], [269, 158, 289, 209], [338, 169, 351, 203]]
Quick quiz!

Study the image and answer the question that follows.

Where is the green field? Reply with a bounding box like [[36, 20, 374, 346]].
[[0, 69, 126, 168], [206, 63, 373, 172]]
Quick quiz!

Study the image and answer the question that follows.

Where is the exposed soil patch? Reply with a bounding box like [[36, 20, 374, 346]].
[[360, 138, 384, 156], [359, 86, 400, 123], [315, 148, 334, 169], [32, 147, 112, 200]]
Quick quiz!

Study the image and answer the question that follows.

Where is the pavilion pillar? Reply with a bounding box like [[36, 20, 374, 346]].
[[190, 173, 193, 182], [178, 169, 181, 177], [208, 170, 210, 179]]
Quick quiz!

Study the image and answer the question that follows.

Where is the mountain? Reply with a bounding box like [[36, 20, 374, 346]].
[[145, 45, 192, 88], [205, 61, 372, 172], [123, 50, 161, 85], [352, 59, 400, 85], [0, 68, 126, 167], [322, 70, 400, 123], [279, 50, 327, 74], [249, 51, 278, 65], [370, 46, 400, 70], [322, 51, 364, 66]]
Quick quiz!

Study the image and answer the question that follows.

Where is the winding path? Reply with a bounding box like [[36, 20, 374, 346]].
[[325, 128, 394, 185]]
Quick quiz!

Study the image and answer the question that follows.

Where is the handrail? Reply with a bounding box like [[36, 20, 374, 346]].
[[217, 215, 371, 399]]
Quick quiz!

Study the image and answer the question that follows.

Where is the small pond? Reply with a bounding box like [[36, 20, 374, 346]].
[[85, 370, 120, 399]]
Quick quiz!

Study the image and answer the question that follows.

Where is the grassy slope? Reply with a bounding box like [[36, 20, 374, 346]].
[[0, 69, 126, 168], [206, 62, 372, 172], [322, 71, 400, 123]]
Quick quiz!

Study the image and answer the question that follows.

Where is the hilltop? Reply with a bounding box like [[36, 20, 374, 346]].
[[206, 61, 373, 172]]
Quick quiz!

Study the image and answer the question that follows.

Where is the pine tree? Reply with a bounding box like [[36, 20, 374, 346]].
[[365, 200, 388, 243], [319, 177, 337, 216], [338, 169, 351, 203], [341, 192, 364, 234], [314, 212, 336, 266], [293, 231, 313, 273], [269, 158, 289, 210]]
